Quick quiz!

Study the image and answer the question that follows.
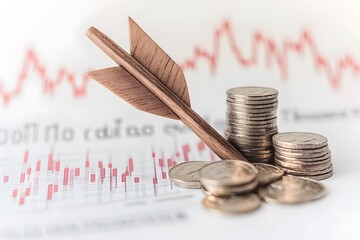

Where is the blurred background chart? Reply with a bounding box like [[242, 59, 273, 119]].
[[0, 0, 360, 239]]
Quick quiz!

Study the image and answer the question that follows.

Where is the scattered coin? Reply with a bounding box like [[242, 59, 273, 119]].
[[253, 163, 284, 186], [200, 160, 258, 187], [258, 175, 327, 204], [169, 161, 210, 188], [203, 194, 261, 214]]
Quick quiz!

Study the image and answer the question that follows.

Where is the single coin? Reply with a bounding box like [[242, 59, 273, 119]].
[[242, 152, 274, 159], [274, 150, 330, 159], [275, 158, 332, 170], [205, 178, 259, 196], [169, 161, 210, 188], [273, 132, 328, 149], [200, 160, 258, 187], [281, 165, 333, 176], [227, 139, 273, 148], [227, 121, 277, 129], [227, 106, 278, 114], [225, 131, 275, 140], [226, 113, 277, 121], [226, 101, 278, 109], [305, 170, 333, 181], [258, 175, 326, 204], [227, 96, 278, 105], [274, 151, 331, 162], [227, 86, 278, 100], [226, 125, 278, 134], [253, 163, 284, 186], [274, 156, 331, 166], [226, 117, 277, 125], [273, 145, 329, 154], [227, 110, 278, 117], [241, 148, 274, 155], [203, 194, 261, 214]]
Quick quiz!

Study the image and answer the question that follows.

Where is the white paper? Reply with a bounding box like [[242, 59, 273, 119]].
[[0, 0, 360, 239]]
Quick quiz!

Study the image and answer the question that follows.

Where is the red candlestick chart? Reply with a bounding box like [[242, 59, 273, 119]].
[[0, 19, 360, 106], [0, 139, 215, 212]]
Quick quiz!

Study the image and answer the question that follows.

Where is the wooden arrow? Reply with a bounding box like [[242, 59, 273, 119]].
[[86, 17, 247, 162]]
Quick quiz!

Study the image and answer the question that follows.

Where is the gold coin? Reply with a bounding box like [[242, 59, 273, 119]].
[[169, 161, 210, 188], [253, 163, 284, 186], [200, 160, 258, 187], [258, 175, 326, 204], [203, 194, 261, 214]]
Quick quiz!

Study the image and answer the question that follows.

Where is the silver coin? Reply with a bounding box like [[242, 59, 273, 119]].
[[200, 160, 258, 187], [227, 117, 277, 125], [243, 152, 274, 159], [226, 113, 277, 121], [274, 151, 331, 162], [226, 101, 278, 109], [227, 139, 274, 146], [227, 122, 277, 129], [226, 135, 273, 143], [241, 149, 274, 155], [227, 106, 278, 114], [203, 194, 261, 214], [169, 161, 210, 188], [275, 157, 332, 170], [232, 145, 274, 152], [227, 86, 278, 100], [273, 145, 329, 154], [226, 125, 278, 133], [227, 97, 278, 105], [225, 132, 274, 140], [273, 132, 328, 149], [281, 165, 333, 176], [274, 156, 331, 166], [303, 170, 333, 181], [274, 147, 330, 158], [258, 175, 326, 204], [253, 163, 284, 186], [227, 110, 278, 117], [205, 178, 259, 196]]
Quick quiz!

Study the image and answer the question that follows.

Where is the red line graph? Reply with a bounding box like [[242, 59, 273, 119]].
[[0, 19, 360, 106]]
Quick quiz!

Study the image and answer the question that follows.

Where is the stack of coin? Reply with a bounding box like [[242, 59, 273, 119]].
[[199, 160, 262, 213], [225, 86, 279, 163], [273, 132, 333, 180]]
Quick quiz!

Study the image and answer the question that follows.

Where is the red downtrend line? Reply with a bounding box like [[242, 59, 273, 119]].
[[181, 20, 360, 87], [1, 20, 360, 106], [0, 49, 90, 106]]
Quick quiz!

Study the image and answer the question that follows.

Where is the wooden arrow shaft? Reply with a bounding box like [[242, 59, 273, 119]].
[[86, 27, 247, 161]]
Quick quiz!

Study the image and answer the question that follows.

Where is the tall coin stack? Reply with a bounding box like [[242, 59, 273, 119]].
[[225, 87, 278, 164], [273, 132, 333, 180]]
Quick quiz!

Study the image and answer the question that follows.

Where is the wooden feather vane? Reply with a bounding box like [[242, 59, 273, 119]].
[[86, 17, 247, 161]]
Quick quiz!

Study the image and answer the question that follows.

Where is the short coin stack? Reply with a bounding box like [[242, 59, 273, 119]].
[[273, 132, 333, 180], [225, 86, 279, 164], [199, 160, 259, 196], [200, 160, 261, 213]]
